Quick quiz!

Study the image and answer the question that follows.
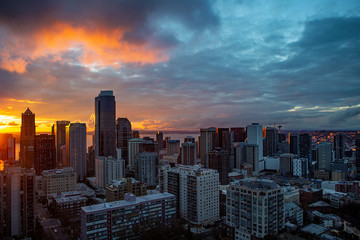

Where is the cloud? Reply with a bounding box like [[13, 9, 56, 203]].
[[0, 0, 218, 73], [7, 121, 19, 126]]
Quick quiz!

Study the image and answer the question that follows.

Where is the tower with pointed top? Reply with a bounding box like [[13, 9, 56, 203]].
[[20, 108, 35, 169]]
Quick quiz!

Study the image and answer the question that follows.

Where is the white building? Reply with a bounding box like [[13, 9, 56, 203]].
[[160, 164, 219, 225], [95, 150, 125, 188], [226, 178, 285, 240], [246, 123, 263, 161], [68, 123, 87, 180], [135, 152, 158, 187], [42, 167, 77, 195], [293, 158, 308, 178]]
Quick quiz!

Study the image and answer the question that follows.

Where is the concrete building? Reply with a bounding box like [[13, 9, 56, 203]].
[[285, 202, 303, 226], [280, 153, 294, 177], [135, 152, 158, 187], [246, 123, 263, 162], [181, 141, 197, 165], [95, 90, 116, 158], [299, 133, 312, 159], [80, 193, 176, 240], [0, 167, 35, 237], [317, 142, 332, 171], [289, 133, 299, 155], [116, 118, 132, 165], [34, 134, 56, 175], [209, 148, 229, 185], [199, 127, 216, 168], [230, 127, 246, 143], [68, 123, 87, 180], [226, 178, 285, 239], [128, 138, 145, 168], [334, 134, 345, 161], [55, 120, 70, 168], [160, 164, 219, 225], [20, 108, 35, 169], [105, 178, 147, 202], [95, 152, 125, 189], [53, 191, 88, 222], [263, 127, 278, 157], [293, 158, 308, 178], [42, 168, 77, 196], [166, 140, 180, 155], [156, 131, 164, 150]]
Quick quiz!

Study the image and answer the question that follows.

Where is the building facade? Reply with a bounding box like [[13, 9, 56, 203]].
[[95, 154, 125, 189], [105, 178, 147, 202], [34, 134, 56, 175], [116, 118, 132, 165], [135, 152, 158, 187], [20, 108, 35, 169], [42, 168, 77, 196], [68, 123, 87, 180], [55, 121, 70, 168]]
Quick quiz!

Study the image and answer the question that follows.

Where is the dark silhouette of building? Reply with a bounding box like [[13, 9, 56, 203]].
[[95, 90, 116, 158], [116, 118, 132, 164], [334, 133, 345, 161], [184, 136, 195, 143], [0, 134, 15, 161], [230, 127, 246, 142], [20, 108, 35, 169], [299, 133, 312, 158], [213, 128, 234, 169], [34, 134, 56, 175], [289, 133, 299, 155], [132, 130, 140, 139], [209, 148, 229, 185], [356, 133, 360, 174], [87, 146, 95, 177], [55, 121, 70, 168], [181, 141, 197, 165], [156, 131, 164, 150], [263, 127, 278, 157]]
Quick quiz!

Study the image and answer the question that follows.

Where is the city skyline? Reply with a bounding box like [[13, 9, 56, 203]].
[[1, 0, 360, 133]]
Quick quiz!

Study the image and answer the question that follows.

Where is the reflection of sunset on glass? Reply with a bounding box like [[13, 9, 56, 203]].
[[0, 160, 3, 170]]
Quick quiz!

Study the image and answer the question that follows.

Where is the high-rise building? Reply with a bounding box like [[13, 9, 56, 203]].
[[116, 118, 132, 165], [226, 179, 285, 239], [263, 127, 279, 157], [34, 134, 56, 175], [230, 127, 246, 142], [181, 141, 197, 165], [128, 138, 145, 168], [87, 146, 95, 177], [135, 152, 158, 187], [293, 158, 308, 178], [280, 153, 294, 177], [289, 133, 299, 155], [334, 133, 345, 161], [184, 136, 195, 143], [213, 128, 234, 169], [199, 127, 216, 168], [81, 193, 176, 240], [105, 178, 147, 202], [0, 134, 15, 161], [355, 134, 360, 173], [42, 168, 77, 196], [246, 123, 263, 161], [299, 133, 312, 158], [156, 131, 164, 150], [160, 164, 219, 225], [209, 148, 229, 185], [132, 130, 140, 139], [166, 140, 180, 155], [0, 167, 35, 237], [317, 142, 332, 171], [234, 142, 247, 169], [68, 123, 87, 180], [95, 152, 125, 188], [95, 90, 116, 158], [55, 121, 70, 168], [20, 108, 35, 169], [245, 144, 259, 174]]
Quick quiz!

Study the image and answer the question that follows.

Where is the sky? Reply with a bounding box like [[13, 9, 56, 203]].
[[0, 0, 359, 133]]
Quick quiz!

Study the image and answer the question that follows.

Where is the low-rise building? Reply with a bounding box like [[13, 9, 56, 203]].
[[42, 168, 77, 196], [105, 178, 147, 202], [81, 193, 176, 240], [52, 191, 88, 222], [285, 202, 303, 226]]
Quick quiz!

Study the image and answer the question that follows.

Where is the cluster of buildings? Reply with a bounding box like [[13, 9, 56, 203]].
[[0, 89, 360, 239]]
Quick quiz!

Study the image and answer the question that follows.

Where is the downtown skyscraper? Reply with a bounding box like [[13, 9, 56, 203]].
[[95, 90, 116, 158], [116, 117, 132, 165], [68, 123, 87, 180], [20, 108, 35, 169]]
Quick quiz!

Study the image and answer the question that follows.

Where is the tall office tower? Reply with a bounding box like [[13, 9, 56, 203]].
[[234, 142, 247, 169], [209, 148, 229, 185], [20, 108, 35, 169], [34, 134, 56, 175], [184, 136, 195, 143], [245, 144, 259, 174], [0, 167, 35, 237], [230, 127, 246, 142], [293, 158, 308, 178], [81, 193, 176, 240], [160, 164, 219, 225], [140, 140, 159, 153], [317, 142, 332, 171], [156, 131, 164, 150], [87, 146, 95, 177], [116, 118, 132, 165], [311, 148, 319, 171], [226, 179, 285, 239], [289, 133, 299, 155], [42, 168, 77, 196], [166, 140, 180, 155], [55, 121, 70, 168], [199, 127, 216, 168], [68, 123, 87, 180], [280, 153, 294, 177], [181, 141, 197, 165], [132, 130, 140, 139], [0, 134, 15, 161], [128, 138, 145, 168], [95, 152, 125, 188], [263, 127, 279, 157], [246, 123, 263, 161], [299, 133, 312, 158], [135, 152, 158, 187], [334, 133, 345, 161], [95, 90, 116, 158], [213, 128, 234, 169], [356, 134, 360, 173]]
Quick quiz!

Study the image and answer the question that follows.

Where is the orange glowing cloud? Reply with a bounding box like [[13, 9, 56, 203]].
[[0, 22, 170, 73]]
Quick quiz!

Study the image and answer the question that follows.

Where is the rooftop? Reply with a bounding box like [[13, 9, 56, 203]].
[[230, 178, 279, 190], [301, 224, 328, 235], [308, 201, 331, 208]]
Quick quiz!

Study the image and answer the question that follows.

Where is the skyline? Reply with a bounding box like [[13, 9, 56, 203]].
[[1, 0, 360, 133]]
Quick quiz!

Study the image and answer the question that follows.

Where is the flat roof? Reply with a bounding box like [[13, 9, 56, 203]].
[[301, 224, 328, 235], [81, 192, 175, 214]]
